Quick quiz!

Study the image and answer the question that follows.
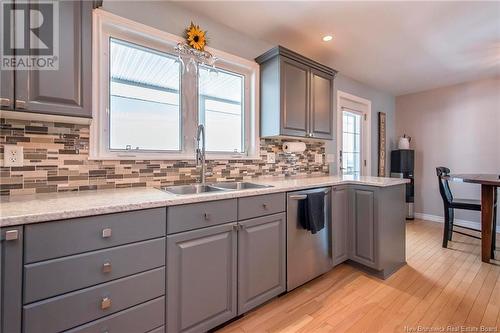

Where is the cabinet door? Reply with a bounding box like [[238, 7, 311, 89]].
[[332, 186, 349, 265], [238, 213, 286, 314], [280, 57, 309, 137], [1, 227, 23, 333], [350, 188, 378, 268], [167, 223, 237, 333], [0, 69, 14, 109], [310, 69, 334, 139], [14, 0, 92, 117]]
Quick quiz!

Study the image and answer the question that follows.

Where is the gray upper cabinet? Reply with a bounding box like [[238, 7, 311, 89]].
[[281, 57, 310, 137], [0, 69, 14, 110], [10, 0, 93, 117], [332, 186, 349, 266], [1, 227, 23, 333], [167, 223, 238, 333], [310, 69, 334, 139], [238, 213, 286, 314], [256, 46, 337, 140]]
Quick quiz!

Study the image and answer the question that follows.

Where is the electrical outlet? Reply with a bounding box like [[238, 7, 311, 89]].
[[3, 145, 24, 167], [267, 152, 276, 164], [315, 153, 323, 164]]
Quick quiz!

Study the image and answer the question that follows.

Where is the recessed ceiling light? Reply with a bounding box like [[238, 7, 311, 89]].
[[322, 35, 333, 42]]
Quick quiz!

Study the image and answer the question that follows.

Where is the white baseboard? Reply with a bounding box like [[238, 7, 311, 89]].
[[415, 212, 500, 233]]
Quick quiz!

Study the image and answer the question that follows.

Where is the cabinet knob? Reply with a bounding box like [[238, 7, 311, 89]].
[[4, 230, 19, 241], [203, 213, 211, 220], [0, 98, 11, 107], [101, 297, 112, 310], [15, 100, 26, 109], [102, 228, 112, 238], [102, 262, 112, 273], [262, 203, 268, 210]]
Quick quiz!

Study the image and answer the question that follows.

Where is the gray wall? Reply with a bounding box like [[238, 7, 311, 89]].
[[102, 1, 397, 177], [396, 77, 500, 224], [327, 74, 396, 176], [102, 1, 271, 59]]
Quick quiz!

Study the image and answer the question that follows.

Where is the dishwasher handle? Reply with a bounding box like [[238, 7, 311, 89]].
[[289, 194, 308, 200], [289, 189, 330, 201]]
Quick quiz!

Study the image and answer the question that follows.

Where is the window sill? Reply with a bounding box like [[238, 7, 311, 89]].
[[88, 151, 262, 161]]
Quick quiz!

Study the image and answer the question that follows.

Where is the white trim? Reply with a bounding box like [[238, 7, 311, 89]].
[[336, 90, 372, 176], [0, 110, 92, 125], [91, 9, 260, 161], [415, 212, 500, 233]]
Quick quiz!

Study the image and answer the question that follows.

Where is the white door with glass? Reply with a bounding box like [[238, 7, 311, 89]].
[[337, 91, 371, 176]]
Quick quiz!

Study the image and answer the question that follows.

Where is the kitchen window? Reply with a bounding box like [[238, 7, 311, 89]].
[[91, 10, 259, 160], [109, 38, 181, 152], [198, 66, 244, 153]]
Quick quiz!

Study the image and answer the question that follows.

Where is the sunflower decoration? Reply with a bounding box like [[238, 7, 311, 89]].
[[185, 22, 207, 51]]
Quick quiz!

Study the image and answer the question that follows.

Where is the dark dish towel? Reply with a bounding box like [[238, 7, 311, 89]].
[[298, 191, 326, 234]]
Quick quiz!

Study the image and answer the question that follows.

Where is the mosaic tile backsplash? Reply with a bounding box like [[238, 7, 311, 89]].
[[0, 118, 329, 196]]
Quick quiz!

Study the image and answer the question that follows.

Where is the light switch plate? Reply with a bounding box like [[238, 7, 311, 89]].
[[3, 145, 23, 167], [267, 152, 276, 164], [326, 154, 336, 163], [315, 153, 323, 164]]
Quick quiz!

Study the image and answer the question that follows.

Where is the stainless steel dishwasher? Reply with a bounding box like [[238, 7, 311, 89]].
[[286, 187, 333, 291]]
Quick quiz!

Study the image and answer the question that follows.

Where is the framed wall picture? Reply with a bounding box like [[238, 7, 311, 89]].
[[378, 112, 386, 177]]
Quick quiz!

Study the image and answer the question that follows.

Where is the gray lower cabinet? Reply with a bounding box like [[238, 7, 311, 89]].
[[13, 0, 93, 117], [167, 223, 238, 333], [349, 185, 406, 278], [1, 227, 23, 333], [238, 213, 286, 314], [350, 187, 377, 268], [332, 186, 349, 266], [23, 267, 165, 333], [64, 297, 165, 333]]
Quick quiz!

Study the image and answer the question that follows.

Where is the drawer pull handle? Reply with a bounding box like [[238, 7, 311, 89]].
[[203, 213, 211, 220], [101, 297, 112, 310], [262, 203, 268, 209], [289, 195, 307, 200], [0, 98, 11, 107], [102, 262, 112, 273], [102, 228, 112, 238], [15, 100, 26, 109], [4, 230, 19, 241]]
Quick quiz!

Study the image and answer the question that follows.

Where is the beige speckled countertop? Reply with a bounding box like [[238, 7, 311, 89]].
[[0, 175, 409, 227]]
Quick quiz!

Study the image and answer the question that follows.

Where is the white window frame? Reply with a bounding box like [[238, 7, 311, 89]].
[[90, 9, 260, 160], [336, 90, 372, 176]]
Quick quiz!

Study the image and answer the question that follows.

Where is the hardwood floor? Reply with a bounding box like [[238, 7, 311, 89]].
[[216, 219, 500, 333]]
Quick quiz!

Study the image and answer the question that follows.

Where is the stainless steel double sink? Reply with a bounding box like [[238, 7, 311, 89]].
[[160, 182, 273, 195]]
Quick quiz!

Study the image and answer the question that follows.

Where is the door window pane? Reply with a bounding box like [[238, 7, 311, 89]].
[[342, 111, 362, 176], [109, 38, 181, 151], [199, 66, 244, 153]]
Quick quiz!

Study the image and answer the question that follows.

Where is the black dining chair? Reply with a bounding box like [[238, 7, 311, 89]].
[[436, 167, 497, 257]]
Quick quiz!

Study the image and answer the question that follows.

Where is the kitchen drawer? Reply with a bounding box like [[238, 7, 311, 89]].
[[64, 296, 165, 333], [167, 199, 237, 234], [23, 267, 165, 333], [238, 193, 285, 220], [25, 208, 166, 263], [24, 238, 165, 303]]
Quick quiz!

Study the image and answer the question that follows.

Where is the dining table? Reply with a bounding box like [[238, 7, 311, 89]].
[[446, 174, 499, 263]]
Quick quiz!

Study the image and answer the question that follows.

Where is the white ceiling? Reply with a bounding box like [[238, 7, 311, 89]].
[[175, 1, 500, 96]]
